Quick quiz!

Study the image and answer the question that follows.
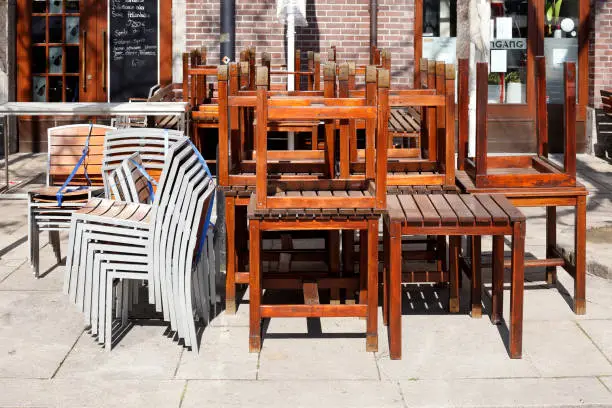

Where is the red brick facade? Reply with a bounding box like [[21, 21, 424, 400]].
[[591, 0, 610, 108], [186, 0, 415, 88]]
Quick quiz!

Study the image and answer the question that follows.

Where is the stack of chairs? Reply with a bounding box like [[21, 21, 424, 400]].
[[246, 63, 390, 351], [64, 138, 217, 350]]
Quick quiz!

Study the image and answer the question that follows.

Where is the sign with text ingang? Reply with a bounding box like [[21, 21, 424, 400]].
[[490, 38, 527, 50]]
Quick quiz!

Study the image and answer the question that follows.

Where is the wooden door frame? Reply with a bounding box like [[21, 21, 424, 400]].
[[15, 0, 173, 102], [413, 0, 589, 122]]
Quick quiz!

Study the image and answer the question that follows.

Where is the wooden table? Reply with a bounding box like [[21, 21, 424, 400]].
[[383, 193, 526, 360]]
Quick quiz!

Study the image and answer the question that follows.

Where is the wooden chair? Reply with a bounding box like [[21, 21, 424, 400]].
[[247, 64, 390, 352], [28, 124, 116, 278], [182, 48, 219, 167], [456, 58, 588, 315], [64, 139, 216, 350]]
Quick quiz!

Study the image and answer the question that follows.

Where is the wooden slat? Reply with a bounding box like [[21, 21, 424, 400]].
[[491, 194, 526, 222], [397, 194, 424, 226], [474, 195, 509, 226], [428, 194, 457, 226], [443, 194, 475, 226], [459, 195, 492, 226]]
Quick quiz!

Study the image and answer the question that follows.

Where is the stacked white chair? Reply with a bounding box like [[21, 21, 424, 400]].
[[64, 139, 216, 350]]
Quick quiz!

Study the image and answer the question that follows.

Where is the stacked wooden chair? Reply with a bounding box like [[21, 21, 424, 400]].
[[247, 64, 390, 352], [456, 57, 588, 315], [28, 124, 116, 278], [182, 48, 219, 167], [218, 53, 333, 314], [64, 138, 217, 350]]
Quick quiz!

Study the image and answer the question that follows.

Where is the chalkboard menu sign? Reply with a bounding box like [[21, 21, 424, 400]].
[[109, 0, 159, 102]]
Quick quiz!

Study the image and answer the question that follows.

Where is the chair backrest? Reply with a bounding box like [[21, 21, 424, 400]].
[[102, 128, 185, 197], [148, 139, 215, 324], [106, 152, 154, 203], [47, 124, 116, 187]]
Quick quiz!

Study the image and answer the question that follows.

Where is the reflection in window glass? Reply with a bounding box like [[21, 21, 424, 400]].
[[66, 1, 79, 13], [32, 0, 47, 13], [422, 0, 457, 65], [65, 46, 79, 73], [49, 0, 63, 13], [48, 77, 63, 102], [48, 47, 63, 74], [65, 76, 79, 102], [49, 16, 62, 43], [489, 0, 527, 104], [31, 16, 46, 44], [33, 76, 46, 102], [65, 17, 79, 44], [32, 47, 46, 74], [544, 0, 578, 103]]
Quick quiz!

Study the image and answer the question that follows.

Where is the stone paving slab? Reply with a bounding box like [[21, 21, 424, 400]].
[[175, 326, 259, 380], [375, 315, 540, 380], [578, 320, 612, 362], [0, 379, 185, 408], [0, 292, 84, 379], [181, 380, 405, 408], [55, 323, 183, 380], [399, 377, 612, 407]]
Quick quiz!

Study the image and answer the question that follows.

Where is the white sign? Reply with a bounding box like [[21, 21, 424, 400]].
[[491, 49, 508, 73], [496, 17, 513, 39]]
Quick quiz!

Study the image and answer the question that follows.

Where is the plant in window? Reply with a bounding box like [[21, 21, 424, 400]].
[[545, 0, 563, 35], [505, 71, 521, 84], [488, 72, 501, 85]]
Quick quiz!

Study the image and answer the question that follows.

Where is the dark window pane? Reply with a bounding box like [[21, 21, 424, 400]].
[[65, 16, 79, 44], [49, 77, 63, 102], [32, 47, 46, 74], [65, 46, 79, 73], [32, 0, 47, 13], [49, 16, 62, 43], [49, 47, 63, 73], [65, 76, 79, 102], [32, 16, 46, 44], [49, 0, 63, 13], [66, 1, 79, 13], [33, 76, 46, 102]]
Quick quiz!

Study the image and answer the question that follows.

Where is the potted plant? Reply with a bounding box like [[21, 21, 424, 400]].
[[505, 71, 525, 104], [546, 0, 563, 38], [488, 72, 502, 104]]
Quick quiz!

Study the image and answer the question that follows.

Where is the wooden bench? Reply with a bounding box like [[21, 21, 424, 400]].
[[456, 57, 588, 315], [383, 193, 526, 360]]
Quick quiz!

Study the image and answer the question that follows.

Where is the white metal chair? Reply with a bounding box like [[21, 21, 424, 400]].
[[64, 139, 216, 350]]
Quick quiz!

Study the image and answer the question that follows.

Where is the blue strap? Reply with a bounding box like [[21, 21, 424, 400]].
[[187, 140, 214, 265], [129, 158, 158, 202], [56, 124, 94, 206]]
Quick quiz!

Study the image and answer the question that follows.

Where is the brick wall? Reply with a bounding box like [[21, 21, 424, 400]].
[[591, 0, 611, 108], [185, 0, 415, 88]]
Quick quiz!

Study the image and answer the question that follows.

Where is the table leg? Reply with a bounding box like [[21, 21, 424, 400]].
[[470, 235, 482, 318], [491, 235, 504, 324], [225, 197, 237, 314], [382, 222, 389, 326], [509, 221, 525, 359], [388, 221, 402, 359], [546, 206, 557, 284], [249, 219, 262, 352], [366, 219, 379, 352], [329, 231, 341, 304], [574, 195, 586, 315], [359, 229, 367, 306], [448, 235, 460, 313]]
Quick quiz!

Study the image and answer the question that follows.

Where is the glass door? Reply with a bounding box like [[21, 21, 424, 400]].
[[17, 0, 108, 103]]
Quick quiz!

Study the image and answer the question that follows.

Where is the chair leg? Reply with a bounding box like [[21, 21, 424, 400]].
[[448, 235, 461, 313], [491, 235, 504, 324], [328, 231, 341, 304], [388, 221, 402, 359], [574, 196, 586, 315], [509, 221, 525, 359], [366, 219, 379, 352], [32, 221, 40, 278], [249, 220, 262, 352], [470, 236, 482, 318], [546, 206, 557, 284], [382, 222, 389, 326], [225, 197, 237, 314], [359, 229, 367, 306], [105, 276, 114, 351], [49, 230, 62, 264]]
